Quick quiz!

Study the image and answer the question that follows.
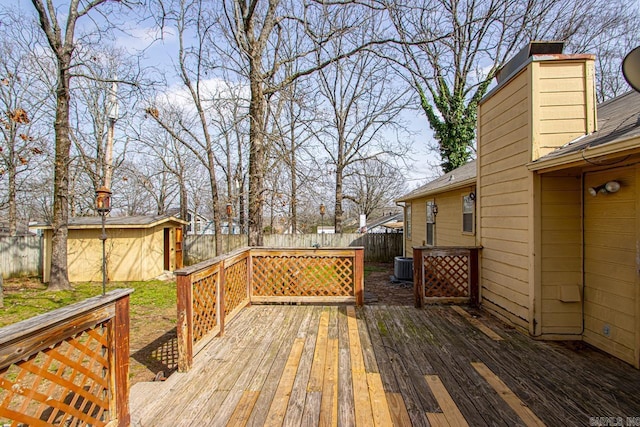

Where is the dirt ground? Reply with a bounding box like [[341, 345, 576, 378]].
[[364, 262, 414, 306], [129, 307, 177, 384]]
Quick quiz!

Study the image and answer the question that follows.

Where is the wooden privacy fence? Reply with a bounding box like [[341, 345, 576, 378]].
[[184, 233, 401, 264], [413, 246, 480, 307], [0, 235, 41, 278], [174, 247, 364, 372], [0, 289, 133, 427]]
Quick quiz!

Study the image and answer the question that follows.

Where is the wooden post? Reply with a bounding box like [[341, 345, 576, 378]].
[[113, 295, 130, 427], [176, 274, 193, 372], [219, 260, 226, 337], [247, 251, 253, 306], [413, 247, 424, 308], [469, 248, 479, 307], [354, 248, 364, 306]]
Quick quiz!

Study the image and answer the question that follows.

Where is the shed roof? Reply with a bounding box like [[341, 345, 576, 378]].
[[34, 214, 188, 230], [530, 90, 640, 170], [396, 160, 476, 202]]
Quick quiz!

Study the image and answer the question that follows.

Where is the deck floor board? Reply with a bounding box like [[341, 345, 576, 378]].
[[132, 304, 640, 426]]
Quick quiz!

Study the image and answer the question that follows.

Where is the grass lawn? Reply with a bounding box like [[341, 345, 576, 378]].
[[1, 277, 177, 384]]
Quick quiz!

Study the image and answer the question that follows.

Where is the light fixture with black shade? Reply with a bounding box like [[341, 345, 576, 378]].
[[95, 186, 112, 295]]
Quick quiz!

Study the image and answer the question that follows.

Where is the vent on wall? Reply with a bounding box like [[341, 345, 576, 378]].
[[496, 41, 565, 85]]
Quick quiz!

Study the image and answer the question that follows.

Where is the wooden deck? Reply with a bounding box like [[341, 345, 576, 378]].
[[131, 304, 640, 426]]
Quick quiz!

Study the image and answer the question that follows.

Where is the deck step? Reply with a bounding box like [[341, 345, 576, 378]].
[[130, 372, 186, 426]]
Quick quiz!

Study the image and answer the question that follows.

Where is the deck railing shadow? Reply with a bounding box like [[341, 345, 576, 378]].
[[0, 289, 133, 427], [174, 246, 364, 372], [131, 328, 178, 380]]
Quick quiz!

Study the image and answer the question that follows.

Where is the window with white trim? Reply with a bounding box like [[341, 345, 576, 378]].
[[426, 201, 435, 245], [462, 195, 474, 233]]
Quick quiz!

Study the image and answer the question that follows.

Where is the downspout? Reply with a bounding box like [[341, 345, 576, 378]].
[[396, 201, 406, 257]]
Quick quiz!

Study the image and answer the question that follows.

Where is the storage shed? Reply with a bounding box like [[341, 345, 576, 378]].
[[36, 215, 187, 283]]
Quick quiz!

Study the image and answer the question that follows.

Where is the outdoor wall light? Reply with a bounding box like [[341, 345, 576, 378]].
[[432, 203, 438, 215], [95, 186, 112, 296], [588, 180, 621, 196], [95, 186, 112, 213], [469, 191, 476, 201]]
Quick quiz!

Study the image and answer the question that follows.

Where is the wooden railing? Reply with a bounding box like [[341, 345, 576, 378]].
[[413, 246, 479, 307], [0, 289, 133, 427], [174, 247, 364, 372], [175, 249, 251, 371]]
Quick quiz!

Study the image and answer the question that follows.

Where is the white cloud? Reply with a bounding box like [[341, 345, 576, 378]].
[[115, 24, 177, 55]]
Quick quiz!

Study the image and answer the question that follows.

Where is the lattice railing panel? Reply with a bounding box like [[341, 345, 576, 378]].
[[225, 258, 248, 316], [192, 270, 218, 343], [252, 256, 354, 297], [0, 323, 110, 427], [423, 254, 469, 297]]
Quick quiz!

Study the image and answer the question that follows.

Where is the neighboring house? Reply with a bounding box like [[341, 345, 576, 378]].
[[398, 42, 640, 368], [167, 208, 214, 235], [317, 226, 335, 234], [168, 208, 240, 235], [187, 210, 215, 235], [359, 213, 404, 233], [35, 215, 187, 283]]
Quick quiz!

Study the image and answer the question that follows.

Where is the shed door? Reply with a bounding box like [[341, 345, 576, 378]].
[[175, 227, 183, 269], [583, 166, 638, 366], [164, 228, 170, 270]]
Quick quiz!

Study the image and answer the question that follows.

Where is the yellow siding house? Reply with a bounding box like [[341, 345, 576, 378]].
[[37, 215, 187, 283], [399, 42, 640, 368]]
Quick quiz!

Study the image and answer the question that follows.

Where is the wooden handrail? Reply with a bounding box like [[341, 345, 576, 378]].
[[0, 289, 133, 427], [174, 247, 364, 372]]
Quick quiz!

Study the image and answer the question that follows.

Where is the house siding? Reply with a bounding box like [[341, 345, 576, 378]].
[[532, 60, 596, 159], [478, 68, 532, 329], [477, 56, 596, 332], [540, 174, 582, 335], [583, 166, 638, 365], [404, 187, 477, 255]]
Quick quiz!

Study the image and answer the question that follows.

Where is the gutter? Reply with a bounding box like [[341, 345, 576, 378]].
[[395, 201, 406, 257], [527, 135, 640, 173], [396, 177, 476, 203]]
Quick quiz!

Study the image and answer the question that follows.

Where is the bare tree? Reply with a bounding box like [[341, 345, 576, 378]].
[[29, 0, 136, 289], [217, 0, 396, 245], [133, 120, 199, 227], [0, 11, 50, 235], [67, 46, 142, 216], [385, 0, 640, 173], [312, 21, 410, 232], [343, 158, 405, 219], [147, 0, 228, 254]]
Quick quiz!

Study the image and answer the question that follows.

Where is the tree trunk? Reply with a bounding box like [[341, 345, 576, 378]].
[[207, 149, 222, 256], [179, 176, 188, 235], [334, 166, 344, 234], [8, 145, 16, 237], [248, 69, 266, 246], [49, 64, 72, 290], [289, 126, 297, 234]]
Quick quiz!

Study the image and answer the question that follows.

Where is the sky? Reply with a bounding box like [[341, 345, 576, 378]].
[[0, 0, 443, 194]]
